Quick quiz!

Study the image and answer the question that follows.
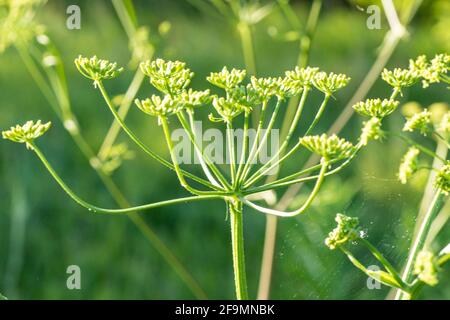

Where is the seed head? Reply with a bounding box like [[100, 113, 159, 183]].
[[360, 117, 383, 146], [403, 109, 432, 135], [325, 214, 360, 250], [140, 58, 193, 95], [414, 251, 440, 286], [2, 120, 51, 149], [135, 95, 182, 119], [434, 163, 450, 195], [300, 134, 355, 161], [352, 98, 399, 119], [75, 55, 123, 86], [381, 68, 420, 89], [207, 67, 246, 90], [398, 147, 420, 184], [312, 72, 351, 95]]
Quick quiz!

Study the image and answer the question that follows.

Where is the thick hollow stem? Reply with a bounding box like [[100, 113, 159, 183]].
[[228, 200, 248, 300]]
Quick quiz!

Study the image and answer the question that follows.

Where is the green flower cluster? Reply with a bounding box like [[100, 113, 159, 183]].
[[300, 134, 355, 161], [413, 251, 440, 286], [403, 109, 432, 136], [434, 163, 450, 195], [398, 147, 420, 185], [75, 55, 124, 85], [325, 214, 360, 250], [409, 54, 450, 88], [2, 120, 51, 149]]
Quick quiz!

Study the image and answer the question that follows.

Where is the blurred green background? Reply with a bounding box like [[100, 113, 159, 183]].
[[0, 0, 449, 299]]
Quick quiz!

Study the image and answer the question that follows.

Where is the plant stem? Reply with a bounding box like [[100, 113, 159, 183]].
[[98, 70, 146, 160], [395, 191, 445, 300], [228, 200, 248, 300], [17, 44, 207, 299], [96, 81, 216, 189], [30, 142, 223, 214], [160, 117, 225, 195]]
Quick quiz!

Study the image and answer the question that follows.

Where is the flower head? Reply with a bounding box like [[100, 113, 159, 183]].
[[285, 66, 319, 89], [403, 109, 432, 135], [0, 0, 46, 53], [414, 251, 440, 286], [300, 134, 355, 161], [207, 67, 246, 91], [249, 76, 293, 100], [381, 68, 420, 89], [135, 95, 182, 119], [2, 120, 51, 149], [140, 58, 193, 95], [352, 98, 399, 119], [360, 117, 383, 146], [75, 55, 123, 85], [178, 89, 212, 109], [398, 147, 420, 184], [209, 96, 245, 123], [434, 163, 450, 195], [312, 72, 350, 95], [325, 214, 360, 250], [421, 54, 450, 88]]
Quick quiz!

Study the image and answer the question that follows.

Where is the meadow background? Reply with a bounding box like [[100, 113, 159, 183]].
[[0, 0, 449, 299]]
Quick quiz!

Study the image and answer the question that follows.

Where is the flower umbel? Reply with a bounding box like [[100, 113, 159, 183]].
[[381, 68, 420, 89], [75, 55, 123, 86], [398, 147, 420, 184], [360, 117, 383, 146], [403, 109, 432, 135], [434, 163, 450, 195], [209, 97, 245, 123], [413, 251, 440, 286], [140, 58, 193, 95], [135, 95, 182, 120], [325, 214, 360, 250], [2, 120, 51, 149], [285, 66, 319, 89], [352, 98, 399, 119], [207, 67, 246, 91], [300, 134, 355, 161], [312, 72, 351, 95]]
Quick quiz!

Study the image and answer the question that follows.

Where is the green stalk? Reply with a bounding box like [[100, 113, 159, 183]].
[[242, 159, 328, 217], [228, 200, 248, 300], [241, 99, 282, 183], [235, 112, 250, 187], [96, 81, 217, 190], [17, 44, 208, 299], [179, 111, 230, 189], [160, 117, 226, 196], [30, 142, 222, 214], [304, 93, 331, 136], [396, 191, 445, 300], [98, 70, 146, 160], [227, 121, 237, 185]]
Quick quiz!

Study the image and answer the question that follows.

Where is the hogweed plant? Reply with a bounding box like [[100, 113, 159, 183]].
[[3, 53, 393, 299], [325, 53, 450, 300]]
